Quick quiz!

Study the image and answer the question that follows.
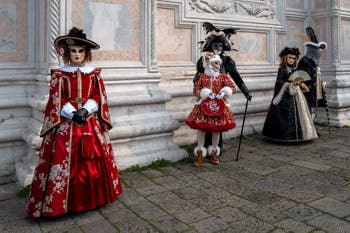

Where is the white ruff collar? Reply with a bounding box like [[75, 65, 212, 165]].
[[204, 67, 220, 78], [60, 65, 95, 74]]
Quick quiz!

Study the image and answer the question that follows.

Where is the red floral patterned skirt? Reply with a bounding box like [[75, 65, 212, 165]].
[[186, 105, 236, 132]]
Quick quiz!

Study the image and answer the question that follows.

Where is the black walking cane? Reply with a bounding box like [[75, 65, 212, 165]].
[[235, 98, 249, 161]]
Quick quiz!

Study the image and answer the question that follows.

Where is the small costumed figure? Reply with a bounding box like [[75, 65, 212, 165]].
[[26, 27, 122, 218], [195, 22, 252, 150], [186, 54, 236, 167], [262, 47, 318, 142]]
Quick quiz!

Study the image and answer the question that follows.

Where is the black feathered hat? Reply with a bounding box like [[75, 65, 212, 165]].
[[199, 22, 239, 52], [304, 27, 327, 49], [54, 27, 100, 50], [279, 47, 301, 57]]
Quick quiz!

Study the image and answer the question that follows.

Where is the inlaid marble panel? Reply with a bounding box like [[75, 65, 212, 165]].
[[314, 19, 328, 61], [156, 8, 192, 62], [286, 20, 305, 51], [275, 20, 305, 63], [313, 0, 327, 10], [286, 0, 304, 10], [71, 0, 140, 61], [232, 32, 267, 64], [340, 0, 350, 9], [0, 0, 28, 62], [340, 19, 350, 61]]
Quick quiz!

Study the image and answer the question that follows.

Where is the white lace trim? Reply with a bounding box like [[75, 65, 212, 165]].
[[59, 65, 95, 74]]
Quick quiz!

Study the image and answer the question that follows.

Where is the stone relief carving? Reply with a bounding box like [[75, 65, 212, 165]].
[[188, 0, 275, 19]]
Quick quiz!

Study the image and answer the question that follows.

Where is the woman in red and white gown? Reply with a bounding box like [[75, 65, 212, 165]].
[[26, 27, 122, 218]]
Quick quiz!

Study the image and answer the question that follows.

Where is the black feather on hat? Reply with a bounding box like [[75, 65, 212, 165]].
[[200, 22, 239, 52], [54, 27, 100, 50], [279, 47, 300, 57], [306, 27, 318, 43]]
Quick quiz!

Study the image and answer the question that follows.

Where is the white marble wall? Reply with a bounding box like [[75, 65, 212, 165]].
[[0, 0, 349, 185]]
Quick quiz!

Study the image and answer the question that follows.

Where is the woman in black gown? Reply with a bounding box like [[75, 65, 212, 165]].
[[262, 47, 318, 142]]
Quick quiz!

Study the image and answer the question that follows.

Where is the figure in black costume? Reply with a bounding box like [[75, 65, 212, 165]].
[[297, 27, 327, 116], [262, 47, 318, 142], [194, 22, 252, 148]]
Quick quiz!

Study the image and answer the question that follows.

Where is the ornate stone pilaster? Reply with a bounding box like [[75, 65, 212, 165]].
[[16, 0, 63, 186], [149, 0, 159, 72], [48, 0, 60, 68], [329, 0, 339, 10], [330, 16, 339, 65]]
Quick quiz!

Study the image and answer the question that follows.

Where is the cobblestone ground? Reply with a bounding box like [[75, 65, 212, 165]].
[[1, 126, 350, 233]]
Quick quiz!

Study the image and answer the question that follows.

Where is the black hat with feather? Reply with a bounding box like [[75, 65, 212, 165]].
[[54, 27, 100, 50], [199, 22, 239, 52]]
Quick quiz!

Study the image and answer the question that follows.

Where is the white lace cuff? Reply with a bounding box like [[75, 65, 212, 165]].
[[61, 102, 76, 119], [83, 99, 98, 114]]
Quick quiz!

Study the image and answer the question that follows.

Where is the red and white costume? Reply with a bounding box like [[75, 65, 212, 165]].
[[26, 65, 122, 218], [186, 73, 236, 132], [186, 55, 236, 166]]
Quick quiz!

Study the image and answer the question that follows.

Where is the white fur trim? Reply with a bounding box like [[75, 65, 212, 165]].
[[208, 145, 221, 157], [60, 102, 77, 119], [200, 88, 211, 99], [204, 67, 220, 77], [60, 65, 95, 74], [208, 145, 221, 156], [220, 86, 233, 96], [83, 99, 99, 114], [304, 41, 327, 49], [194, 146, 207, 158]]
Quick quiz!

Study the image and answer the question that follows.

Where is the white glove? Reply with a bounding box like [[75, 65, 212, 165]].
[[216, 92, 225, 99], [208, 92, 216, 100]]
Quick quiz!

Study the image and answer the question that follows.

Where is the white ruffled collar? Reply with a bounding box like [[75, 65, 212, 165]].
[[59, 65, 95, 74], [204, 67, 220, 78]]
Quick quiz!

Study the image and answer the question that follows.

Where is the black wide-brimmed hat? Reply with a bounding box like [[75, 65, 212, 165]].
[[54, 27, 100, 50], [279, 47, 300, 57]]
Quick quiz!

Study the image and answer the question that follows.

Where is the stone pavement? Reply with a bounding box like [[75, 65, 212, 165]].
[[1, 126, 350, 233]]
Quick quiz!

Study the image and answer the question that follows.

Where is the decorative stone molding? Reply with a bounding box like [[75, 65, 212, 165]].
[[188, 0, 276, 19]]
